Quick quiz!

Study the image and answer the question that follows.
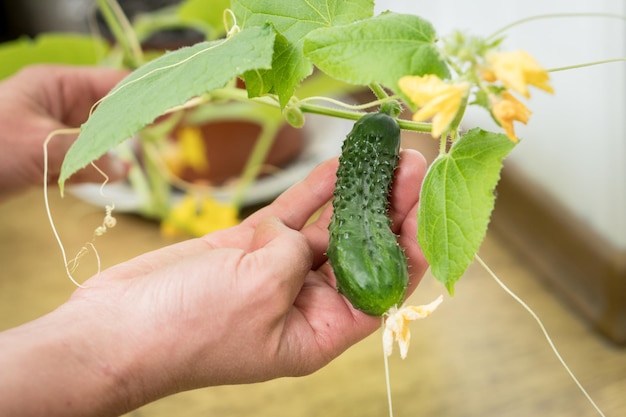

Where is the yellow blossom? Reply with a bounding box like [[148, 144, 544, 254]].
[[398, 75, 469, 138], [161, 193, 239, 237], [163, 126, 210, 177], [383, 295, 443, 359], [484, 50, 554, 98], [491, 92, 532, 142]]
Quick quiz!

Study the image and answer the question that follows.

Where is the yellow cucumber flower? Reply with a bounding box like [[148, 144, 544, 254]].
[[491, 92, 532, 142], [398, 75, 470, 138], [163, 126, 210, 177], [383, 295, 443, 359], [161, 193, 239, 237], [483, 50, 554, 98]]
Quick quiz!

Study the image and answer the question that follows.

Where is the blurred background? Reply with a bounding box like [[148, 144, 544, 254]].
[[1, 0, 178, 37]]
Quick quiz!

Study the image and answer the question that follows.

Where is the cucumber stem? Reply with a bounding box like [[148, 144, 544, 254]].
[[380, 101, 402, 118]]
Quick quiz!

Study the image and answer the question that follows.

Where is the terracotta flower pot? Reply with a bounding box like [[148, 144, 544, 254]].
[[167, 119, 306, 186]]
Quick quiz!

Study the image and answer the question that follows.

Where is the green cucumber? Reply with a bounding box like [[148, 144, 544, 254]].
[[327, 109, 408, 316]]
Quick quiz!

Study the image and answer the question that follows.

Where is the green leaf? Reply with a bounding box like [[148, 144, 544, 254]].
[[59, 25, 275, 188], [304, 12, 449, 91], [417, 128, 516, 294], [0, 34, 109, 80], [231, 0, 374, 107]]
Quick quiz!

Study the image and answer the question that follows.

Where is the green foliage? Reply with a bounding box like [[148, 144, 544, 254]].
[[231, 0, 374, 107], [417, 129, 516, 294], [304, 12, 449, 90], [0, 34, 109, 80], [50, 0, 531, 296], [59, 25, 276, 188]]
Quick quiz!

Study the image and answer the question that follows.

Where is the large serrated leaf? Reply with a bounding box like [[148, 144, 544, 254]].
[[304, 12, 449, 90], [231, 0, 373, 107], [417, 128, 516, 294], [59, 25, 275, 187]]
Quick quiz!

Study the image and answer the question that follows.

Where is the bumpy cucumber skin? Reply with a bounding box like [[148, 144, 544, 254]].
[[327, 112, 408, 316]]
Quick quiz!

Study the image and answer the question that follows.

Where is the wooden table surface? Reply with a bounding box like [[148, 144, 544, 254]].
[[1, 187, 625, 417]]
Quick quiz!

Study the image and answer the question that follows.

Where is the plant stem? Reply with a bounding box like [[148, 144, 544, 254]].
[[232, 122, 281, 208], [298, 102, 363, 121], [209, 87, 432, 133], [439, 134, 448, 155], [369, 83, 390, 100], [397, 119, 433, 133], [140, 140, 172, 218], [114, 141, 153, 213], [96, 0, 144, 68], [300, 102, 432, 133]]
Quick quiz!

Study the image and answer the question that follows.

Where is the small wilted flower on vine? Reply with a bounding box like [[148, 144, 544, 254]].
[[383, 296, 443, 359], [491, 92, 531, 142], [398, 74, 470, 138], [482, 50, 554, 98]]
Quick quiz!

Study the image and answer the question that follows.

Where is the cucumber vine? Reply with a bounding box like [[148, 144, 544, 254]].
[[58, 0, 546, 294]]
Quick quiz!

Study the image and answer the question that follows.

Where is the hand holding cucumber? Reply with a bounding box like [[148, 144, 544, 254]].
[[0, 148, 428, 417]]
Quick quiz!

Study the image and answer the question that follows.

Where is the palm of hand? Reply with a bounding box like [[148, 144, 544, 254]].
[[69, 151, 428, 392]]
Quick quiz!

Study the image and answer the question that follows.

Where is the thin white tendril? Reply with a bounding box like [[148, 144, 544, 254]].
[[547, 57, 626, 73], [223, 9, 241, 38], [475, 255, 607, 417], [44, 129, 86, 287], [67, 242, 100, 276], [43, 129, 114, 288], [90, 162, 117, 237], [382, 317, 395, 417]]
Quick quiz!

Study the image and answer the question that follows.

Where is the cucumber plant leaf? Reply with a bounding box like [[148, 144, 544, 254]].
[[417, 128, 516, 294], [231, 0, 374, 107], [59, 24, 275, 188], [304, 12, 450, 91]]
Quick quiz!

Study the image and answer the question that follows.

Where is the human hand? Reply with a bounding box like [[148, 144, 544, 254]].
[[0, 65, 128, 198], [0, 149, 429, 417], [63, 149, 429, 406]]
